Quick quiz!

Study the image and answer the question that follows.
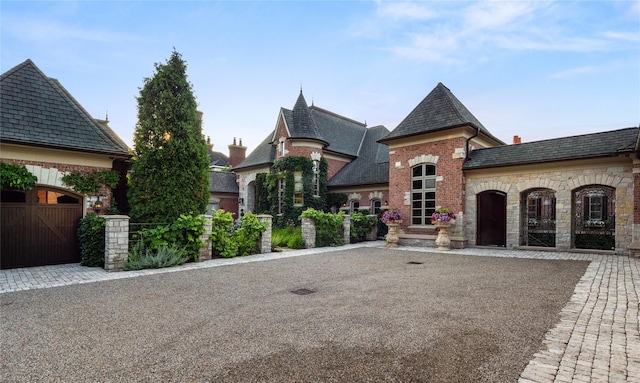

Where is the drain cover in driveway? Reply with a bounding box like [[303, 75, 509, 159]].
[[291, 288, 316, 295], [407, 261, 424, 265]]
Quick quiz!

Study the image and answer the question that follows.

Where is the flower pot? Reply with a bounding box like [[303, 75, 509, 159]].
[[434, 221, 453, 250], [385, 221, 402, 248]]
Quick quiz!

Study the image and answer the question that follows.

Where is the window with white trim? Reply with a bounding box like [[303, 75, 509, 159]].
[[293, 171, 303, 205], [312, 159, 320, 196], [411, 164, 436, 225], [278, 178, 285, 214], [371, 199, 382, 215]]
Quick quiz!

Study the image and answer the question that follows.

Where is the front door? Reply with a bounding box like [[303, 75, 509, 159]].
[[477, 191, 506, 247]]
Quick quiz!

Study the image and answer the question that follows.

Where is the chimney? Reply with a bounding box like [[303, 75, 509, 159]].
[[228, 137, 247, 168], [512, 135, 521, 144]]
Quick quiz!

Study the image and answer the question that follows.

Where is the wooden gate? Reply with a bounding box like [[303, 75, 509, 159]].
[[1, 187, 83, 269], [476, 190, 507, 247]]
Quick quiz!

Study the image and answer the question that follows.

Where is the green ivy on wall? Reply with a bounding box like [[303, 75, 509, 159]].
[[256, 156, 329, 228], [0, 163, 38, 190], [61, 170, 119, 195]]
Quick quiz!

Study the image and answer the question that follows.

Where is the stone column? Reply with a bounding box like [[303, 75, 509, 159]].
[[302, 217, 316, 249], [343, 214, 351, 244], [199, 215, 213, 262], [104, 215, 129, 272], [367, 215, 378, 241], [257, 214, 272, 254]]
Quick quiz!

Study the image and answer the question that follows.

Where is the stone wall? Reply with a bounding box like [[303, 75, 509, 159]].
[[465, 160, 635, 254], [104, 215, 129, 271]]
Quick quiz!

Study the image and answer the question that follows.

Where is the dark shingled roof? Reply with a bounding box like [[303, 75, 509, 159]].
[[209, 171, 238, 194], [328, 125, 390, 187], [290, 91, 326, 143], [463, 127, 640, 170], [233, 132, 276, 170], [209, 150, 230, 167], [0, 59, 130, 156], [380, 82, 501, 144], [235, 91, 369, 170]]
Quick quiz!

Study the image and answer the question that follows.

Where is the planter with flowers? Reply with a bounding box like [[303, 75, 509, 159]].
[[431, 208, 457, 250], [381, 209, 403, 248]]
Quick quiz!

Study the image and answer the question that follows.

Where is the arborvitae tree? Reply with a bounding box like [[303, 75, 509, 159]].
[[128, 50, 209, 223]]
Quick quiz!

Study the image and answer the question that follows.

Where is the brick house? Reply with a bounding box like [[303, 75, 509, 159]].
[[379, 82, 639, 256], [0, 59, 131, 268], [233, 90, 390, 217]]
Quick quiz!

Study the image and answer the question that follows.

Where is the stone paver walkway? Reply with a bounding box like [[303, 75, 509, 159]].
[[1, 242, 638, 383]]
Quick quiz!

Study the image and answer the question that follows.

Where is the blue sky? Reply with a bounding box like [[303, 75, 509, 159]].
[[2, 1, 639, 154]]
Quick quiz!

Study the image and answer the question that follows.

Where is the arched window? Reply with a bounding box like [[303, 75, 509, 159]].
[[411, 164, 436, 225]]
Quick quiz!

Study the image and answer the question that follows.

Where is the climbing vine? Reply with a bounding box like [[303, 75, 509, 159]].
[[0, 163, 38, 190], [61, 170, 119, 194], [256, 156, 329, 228]]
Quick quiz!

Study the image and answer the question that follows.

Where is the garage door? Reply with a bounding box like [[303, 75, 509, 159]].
[[1, 187, 83, 269]]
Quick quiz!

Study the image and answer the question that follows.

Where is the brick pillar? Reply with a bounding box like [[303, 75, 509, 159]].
[[199, 215, 213, 262], [104, 215, 129, 272], [302, 217, 316, 248], [258, 214, 272, 254], [343, 214, 351, 244], [629, 164, 640, 257]]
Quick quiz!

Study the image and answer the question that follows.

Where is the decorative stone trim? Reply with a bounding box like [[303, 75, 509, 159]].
[[348, 193, 362, 201], [408, 154, 439, 167], [310, 151, 322, 161], [472, 180, 511, 194], [369, 191, 383, 200]]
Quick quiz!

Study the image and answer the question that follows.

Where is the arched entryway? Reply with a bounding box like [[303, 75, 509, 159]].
[[477, 190, 506, 247], [1, 186, 83, 269], [573, 185, 615, 251], [521, 188, 556, 247]]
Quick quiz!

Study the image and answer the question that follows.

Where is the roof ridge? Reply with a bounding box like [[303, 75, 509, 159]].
[[309, 105, 366, 127]]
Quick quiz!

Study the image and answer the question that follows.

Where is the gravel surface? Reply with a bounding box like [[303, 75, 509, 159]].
[[0, 248, 589, 382]]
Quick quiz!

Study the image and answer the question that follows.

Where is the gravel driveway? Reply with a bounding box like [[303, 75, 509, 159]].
[[0, 248, 589, 382]]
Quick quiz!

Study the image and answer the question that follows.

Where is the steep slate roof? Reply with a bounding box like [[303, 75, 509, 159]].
[[233, 132, 276, 170], [0, 59, 129, 156], [209, 149, 230, 168], [380, 82, 502, 144], [463, 127, 640, 170], [327, 125, 390, 187], [209, 171, 239, 193], [235, 91, 370, 170], [290, 91, 326, 143]]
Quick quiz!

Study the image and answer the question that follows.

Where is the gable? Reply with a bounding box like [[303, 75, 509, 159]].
[[0, 59, 129, 157], [380, 82, 503, 145]]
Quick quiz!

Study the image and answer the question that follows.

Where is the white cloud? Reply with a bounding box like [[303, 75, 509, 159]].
[[4, 16, 132, 45], [377, 2, 436, 20], [356, 0, 635, 64], [548, 66, 599, 79]]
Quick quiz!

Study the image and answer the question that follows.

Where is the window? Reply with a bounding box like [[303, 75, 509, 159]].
[[350, 200, 359, 214], [293, 171, 303, 205], [588, 195, 604, 220], [37, 190, 79, 204], [312, 160, 320, 196], [371, 199, 382, 215], [278, 178, 285, 214], [411, 164, 436, 225]]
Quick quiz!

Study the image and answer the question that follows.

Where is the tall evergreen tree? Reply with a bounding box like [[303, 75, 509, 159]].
[[128, 50, 209, 223]]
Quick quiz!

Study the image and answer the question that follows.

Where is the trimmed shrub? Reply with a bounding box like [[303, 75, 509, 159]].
[[210, 210, 267, 258], [301, 208, 344, 247], [350, 212, 377, 243], [77, 214, 106, 267]]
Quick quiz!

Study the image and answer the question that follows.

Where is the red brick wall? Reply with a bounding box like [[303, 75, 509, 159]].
[[388, 136, 466, 231], [2, 158, 114, 214]]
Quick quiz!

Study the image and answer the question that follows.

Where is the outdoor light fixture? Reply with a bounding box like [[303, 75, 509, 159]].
[[93, 197, 103, 214]]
